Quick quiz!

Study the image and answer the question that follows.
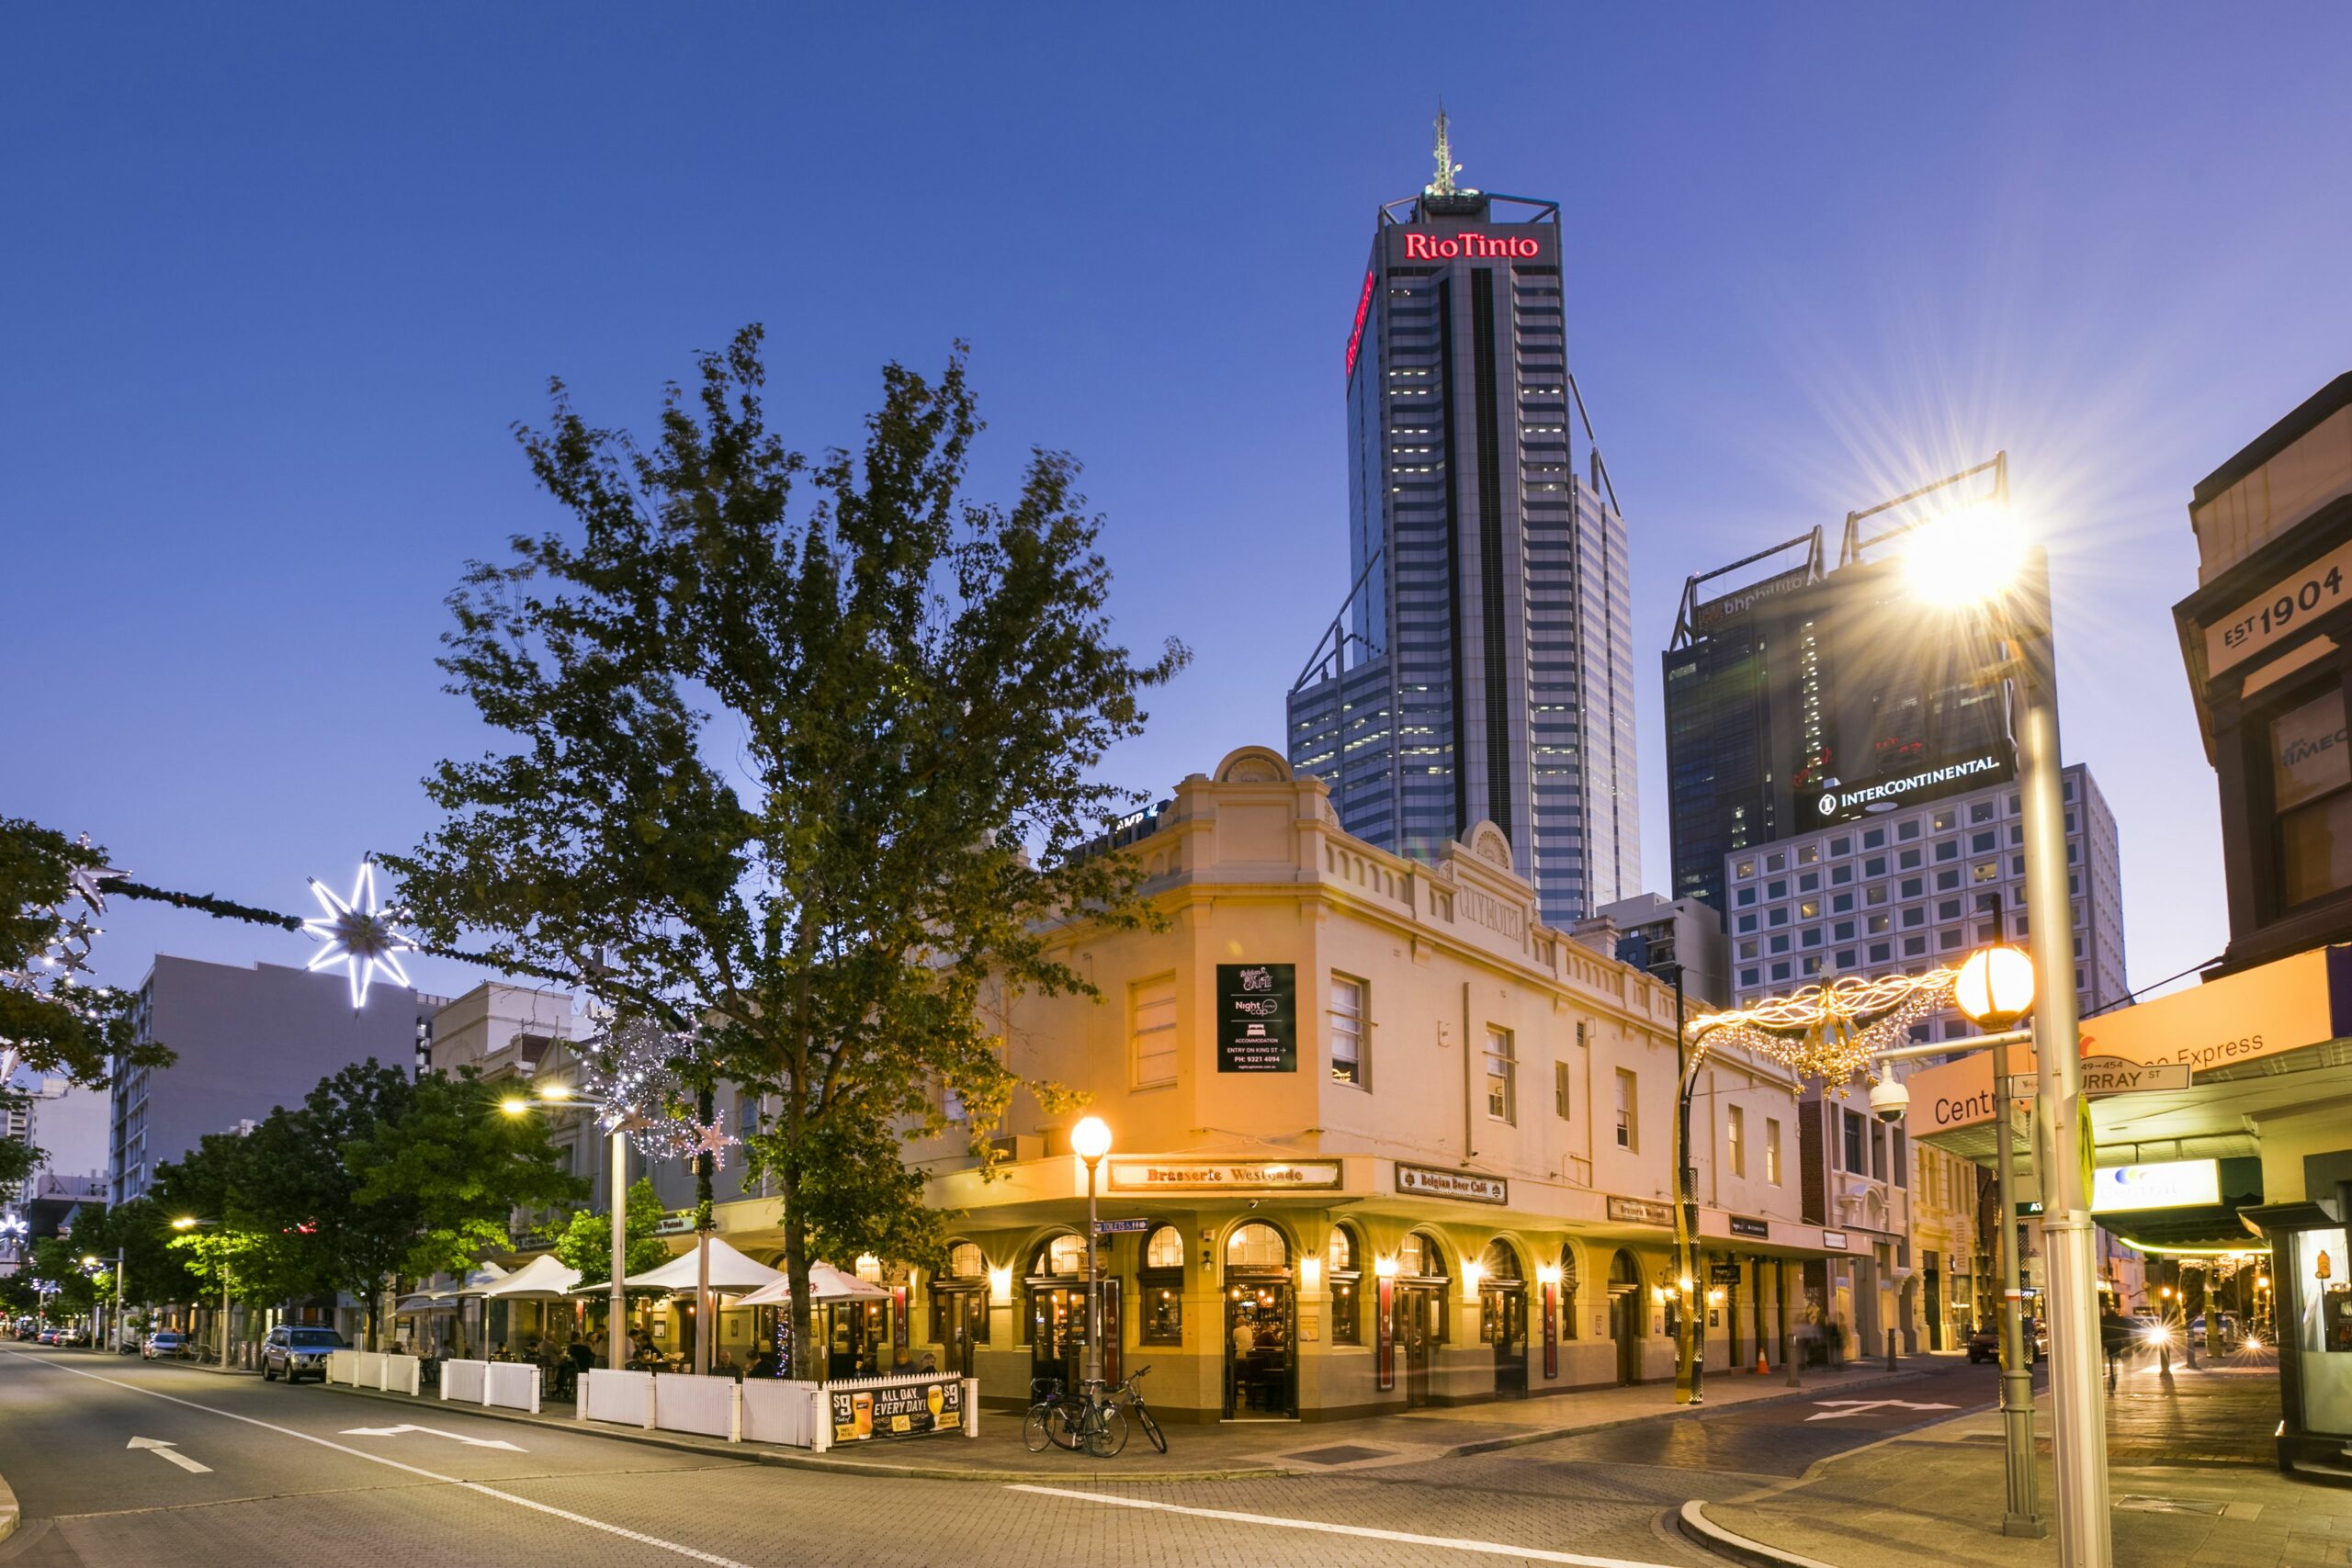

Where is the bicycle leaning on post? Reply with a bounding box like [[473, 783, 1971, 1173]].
[[1020, 1367, 1165, 1458]]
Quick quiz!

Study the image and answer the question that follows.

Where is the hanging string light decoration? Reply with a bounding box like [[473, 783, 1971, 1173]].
[[1684, 968, 1962, 1091], [579, 1013, 717, 1163], [301, 861, 419, 1009]]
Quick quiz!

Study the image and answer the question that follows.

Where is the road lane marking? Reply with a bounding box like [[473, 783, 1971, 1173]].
[[1006, 1483, 1681, 1567], [1804, 1398, 1957, 1422], [342, 1424, 525, 1451], [6, 1353, 750, 1568], [126, 1437, 211, 1473]]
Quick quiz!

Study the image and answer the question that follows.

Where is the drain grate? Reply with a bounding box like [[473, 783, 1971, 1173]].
[[1285, 1444, 1394, 1466], [2114, 1495, 2224, 1516]]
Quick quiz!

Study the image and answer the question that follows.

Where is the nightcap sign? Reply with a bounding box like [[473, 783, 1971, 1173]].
[[1216, 964, 1297, 1073]]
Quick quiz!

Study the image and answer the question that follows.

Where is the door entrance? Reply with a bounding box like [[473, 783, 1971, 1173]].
[[1478, 1238, 1529, 1398], [1028, 1285, 1088, 1393], [937, 1288, 987, 1377], [1398, 1285, 1439, 1408], [1225, 1280, 1295, 1417], [1608, 1248, 1643, 1385]]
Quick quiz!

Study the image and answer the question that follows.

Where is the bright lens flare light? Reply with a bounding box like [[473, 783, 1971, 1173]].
[[1900, 502, 2027, 607]]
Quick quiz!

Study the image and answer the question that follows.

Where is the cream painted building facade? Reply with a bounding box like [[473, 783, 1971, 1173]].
[[854, 746, 1842, 1423]]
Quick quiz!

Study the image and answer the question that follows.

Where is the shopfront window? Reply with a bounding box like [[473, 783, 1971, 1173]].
[[2272, 685, 2352, 908], [1139, 1224, 1183, 1347], [1227, 1223, 1288, 1269], [2294, 1226, 2352, 1435], [1045, 1234, 1087, 1276], [1329, 1226, 1362, 1346]]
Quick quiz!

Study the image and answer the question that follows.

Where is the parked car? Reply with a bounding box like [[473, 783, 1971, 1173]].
[[262, 1325, 347, 1383], [141, 1330, 187, 1360], [34, 1327, 59, 1346], [1964, 1320, 2047, 1363], [2188, 1313, 2241, 1350]]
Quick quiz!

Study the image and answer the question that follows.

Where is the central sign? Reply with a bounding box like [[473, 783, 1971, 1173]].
[[1104, 1159, 1343, 1193], [1396, 1162, 1507, 1205], [1216, 964, 1297, 1073]]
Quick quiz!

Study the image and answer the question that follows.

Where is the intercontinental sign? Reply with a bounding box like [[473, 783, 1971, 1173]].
[[1803, 748, 2014, 825]]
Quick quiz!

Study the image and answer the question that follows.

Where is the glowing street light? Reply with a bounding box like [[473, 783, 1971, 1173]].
[[1955, 946, 2037, 1031], [1071, 1115, 1114, 1389]]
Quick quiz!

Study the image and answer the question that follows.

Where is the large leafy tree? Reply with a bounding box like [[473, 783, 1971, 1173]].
[[390, 328, 1185, 1360], [349, 1068, 582, 1292], [552, 1176, 671, 1286], [0, 818, 165, 1085], [148, 1062, 580, 1348]]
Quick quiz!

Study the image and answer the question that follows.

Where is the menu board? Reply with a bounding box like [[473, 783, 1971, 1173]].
[[830, 1375, 964, 1442], [1216, 964, 1296, 1073]]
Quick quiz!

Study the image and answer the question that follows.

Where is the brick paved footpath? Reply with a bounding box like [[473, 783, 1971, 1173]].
[[318, 1354, 1954, 1482], [1693, 1353, 2352, 1568]]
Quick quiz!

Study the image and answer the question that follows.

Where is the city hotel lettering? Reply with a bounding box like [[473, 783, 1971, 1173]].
[[1401, 231, 1544, 261]]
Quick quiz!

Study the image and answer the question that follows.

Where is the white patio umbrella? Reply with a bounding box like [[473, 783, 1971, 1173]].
[[619, 1235, 784, 1296], [730, 1260, 889, 1308], [479, 1255, 583, 1301]]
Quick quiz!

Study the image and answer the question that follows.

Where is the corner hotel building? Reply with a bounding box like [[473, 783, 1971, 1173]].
[[685, 748, 1840, 1423]]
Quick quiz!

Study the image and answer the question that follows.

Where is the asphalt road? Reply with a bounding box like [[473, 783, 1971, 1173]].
[[0, 1347, 1996, 1568]]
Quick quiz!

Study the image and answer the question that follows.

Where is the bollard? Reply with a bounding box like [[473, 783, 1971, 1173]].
[[1887, 1328, 1898, 1371]]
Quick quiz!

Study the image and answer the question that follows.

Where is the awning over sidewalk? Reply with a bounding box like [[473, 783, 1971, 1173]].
[[479, 1254, 583, 1301], [732, 1261, 888, 1306], [570, 1235, 783, 1296]]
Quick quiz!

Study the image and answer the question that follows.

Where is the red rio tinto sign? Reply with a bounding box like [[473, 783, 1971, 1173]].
[[1403, 231, 1543, 261]]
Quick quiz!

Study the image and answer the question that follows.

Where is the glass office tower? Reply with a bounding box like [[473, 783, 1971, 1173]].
[[1288, 126, 1638, 928]]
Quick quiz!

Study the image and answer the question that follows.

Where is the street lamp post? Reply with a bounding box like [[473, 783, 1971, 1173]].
[[1953, 943, 2044, 1539], [1897, 460, 2110, 1567], [1664, 963, 1705, 1406], [504, 1085, 628, 1371], [1070, 1116, 1114, 1390]]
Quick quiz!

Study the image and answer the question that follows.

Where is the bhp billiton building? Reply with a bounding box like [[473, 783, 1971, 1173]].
[[1288, 128, 1638, 928]]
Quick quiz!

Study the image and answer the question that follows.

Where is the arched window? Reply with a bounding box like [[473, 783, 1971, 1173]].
[[1396, 1231, 1449, 1281], [1559, 1244, 1580, 1339], [1225, 1222, 1289, 1271], [854, 1253, 884, 1283], [1139, 1224, 1183, 1346], [1479, 1239, 1524, 1285], [1036, 1234, 1085, 1277], [1325, 1227, 1355, 1274], [1144, 1224, 1184, 1271], [946, 1242, 985, 1279], [1327, 1224, 1363, 1346]]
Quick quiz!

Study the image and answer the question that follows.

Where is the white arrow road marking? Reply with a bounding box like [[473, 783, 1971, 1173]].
[[9, 1353, 748, 1568], [1805, 1398, 1959, 1422], [1007, 1484, 1681, 1567], [340, 1423, 525, 1451], [125, 1436, 211, 1473]]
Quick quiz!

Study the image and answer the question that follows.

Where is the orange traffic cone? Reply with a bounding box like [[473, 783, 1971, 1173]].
[[1755, 1350, 1770, 1375]]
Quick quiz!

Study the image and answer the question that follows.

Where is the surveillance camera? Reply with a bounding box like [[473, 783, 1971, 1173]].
[[1869, 1077, 1909, 1125], [1246, 1199, 1260, 1211]]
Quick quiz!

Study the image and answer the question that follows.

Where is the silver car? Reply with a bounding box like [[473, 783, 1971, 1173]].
[[262, 1325, 346, 1382]]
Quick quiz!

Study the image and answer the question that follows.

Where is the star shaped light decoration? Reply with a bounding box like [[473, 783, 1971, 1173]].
[[301, 860, 418, 1008], [690, 1110, 741, 1173], [66, 834, 128, 916]]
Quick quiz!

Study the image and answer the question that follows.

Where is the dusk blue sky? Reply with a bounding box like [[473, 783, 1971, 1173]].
[[6, 6, 2348, 1010]]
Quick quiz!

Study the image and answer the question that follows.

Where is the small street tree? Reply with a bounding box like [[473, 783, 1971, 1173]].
[[390, 328, 1185, 1365], [552, 1176, 670, 1286], [0, 818, 164, 1085]]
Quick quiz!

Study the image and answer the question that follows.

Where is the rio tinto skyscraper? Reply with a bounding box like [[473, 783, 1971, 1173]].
[[1288, 115, 1638, 926]]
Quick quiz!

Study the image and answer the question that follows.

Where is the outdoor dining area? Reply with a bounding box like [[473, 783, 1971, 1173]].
[[390, 1236, 904, 1403]]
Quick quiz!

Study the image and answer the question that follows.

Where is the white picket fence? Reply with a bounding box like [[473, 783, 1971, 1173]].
[[438, 1358, 541, 1415], [579, 1370, 978, 1450], [324, 1349, 423, 1397]]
